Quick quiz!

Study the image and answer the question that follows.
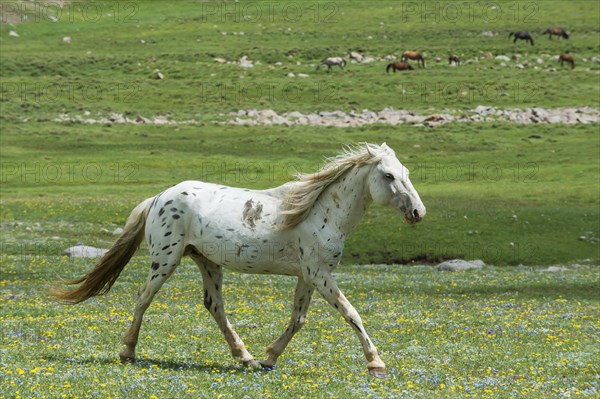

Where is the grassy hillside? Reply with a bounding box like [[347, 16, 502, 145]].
[[1, 0, 599, 119]]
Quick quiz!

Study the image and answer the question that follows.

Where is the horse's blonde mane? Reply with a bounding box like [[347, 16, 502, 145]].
[[278, 143, 389, 230]]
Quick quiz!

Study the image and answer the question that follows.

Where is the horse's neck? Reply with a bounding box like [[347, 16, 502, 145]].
[[317, 165, 373, 236]]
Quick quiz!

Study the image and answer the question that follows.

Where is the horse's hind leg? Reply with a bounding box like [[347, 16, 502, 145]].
[[261, 278, 314, 370], [119, 251, 182, 362], [190, 253, 259, 369]]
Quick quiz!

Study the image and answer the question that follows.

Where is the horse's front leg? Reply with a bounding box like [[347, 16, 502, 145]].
[[307, 268, 387, 378], [261, 278, 314, 370]]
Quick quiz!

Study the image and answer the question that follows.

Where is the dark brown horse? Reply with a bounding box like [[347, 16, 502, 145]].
[[448, 54, 460, 66], [386, 61, 414, 73], [559, 52, 575, 69], [508, 31, 534, 46], [543, 27, 570, 39], [401, 51, 426, 68]]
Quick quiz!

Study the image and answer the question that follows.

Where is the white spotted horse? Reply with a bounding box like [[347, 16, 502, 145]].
[[51, 143, 426, 378]]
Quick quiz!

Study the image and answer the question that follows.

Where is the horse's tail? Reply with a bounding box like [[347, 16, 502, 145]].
[[50, 197, 154, 304], [386, 63, 392, 73]]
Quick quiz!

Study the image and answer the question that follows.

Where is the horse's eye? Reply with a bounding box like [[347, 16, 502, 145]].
[[384, 173, 395, 180]]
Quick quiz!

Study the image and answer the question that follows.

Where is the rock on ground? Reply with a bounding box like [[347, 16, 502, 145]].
[[436, 259, 485, 271], [63, 245, 108, 258]]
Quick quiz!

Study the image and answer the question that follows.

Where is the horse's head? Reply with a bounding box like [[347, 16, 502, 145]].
[[367, 143, 425, 224], [563, 31, 570, 39]]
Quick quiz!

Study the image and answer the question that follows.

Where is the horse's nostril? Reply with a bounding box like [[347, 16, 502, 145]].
[[413, 209, 420, 219]]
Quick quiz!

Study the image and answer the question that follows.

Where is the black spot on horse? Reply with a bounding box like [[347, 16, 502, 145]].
[[162, 245, 170, 251], [164, 231, 172, 237], [170, 207, 178, 212], [172, 214, 180, 220], [165, 200, 173, 206], [181, 192, 188, 196], [151, 262, 159, 271], [158, 208, 165, 217]]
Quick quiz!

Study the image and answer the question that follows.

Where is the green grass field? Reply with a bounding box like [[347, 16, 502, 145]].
[[2, 258, 599, 398], [1, 0, 599, 397]]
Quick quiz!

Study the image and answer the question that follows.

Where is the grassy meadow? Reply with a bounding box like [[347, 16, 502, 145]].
[[1, 0, 599, 398]]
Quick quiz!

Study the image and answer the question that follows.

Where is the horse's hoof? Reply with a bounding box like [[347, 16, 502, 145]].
[[119, 353, 135, 364], [260, 363, 275, 371], [244, 359, 261, 370], [368, 367, 387, 378]]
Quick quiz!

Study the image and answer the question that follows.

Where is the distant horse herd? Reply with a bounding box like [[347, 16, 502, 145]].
[[318, 26, 577, 74]]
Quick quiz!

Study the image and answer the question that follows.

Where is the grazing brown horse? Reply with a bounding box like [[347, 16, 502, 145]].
[[508, 31, 534, 46], [543, 27, 570, 39], [386, 61, 414, 73], [559, 52, 575, 69], [401, 51, 426, 68], [448, 54, 460, 66]]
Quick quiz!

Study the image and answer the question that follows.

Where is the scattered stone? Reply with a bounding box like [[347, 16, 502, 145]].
[[495, 55, 510, 62], [542, 266, 568, 272], [9, 30, 19, 37], [239, 56, 253, 68], [63, 245, 108, 258], [349, 51, 364, 62], [436, 259, 485, 271], [153, 69, 164, 80], [213, 57, 227, 64], [481, 31, 497, 37], [112, 227, 124, 236], [63, 36, 72, 43]]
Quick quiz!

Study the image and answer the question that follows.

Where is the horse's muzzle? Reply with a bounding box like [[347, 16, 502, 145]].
[[404, 207, 425, 224]]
